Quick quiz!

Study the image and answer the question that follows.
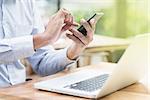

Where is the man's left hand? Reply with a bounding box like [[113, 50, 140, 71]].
[[66, 18, 97, 60]]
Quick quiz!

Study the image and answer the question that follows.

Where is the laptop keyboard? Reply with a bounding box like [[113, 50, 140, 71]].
[[64, 74, 109, 92]]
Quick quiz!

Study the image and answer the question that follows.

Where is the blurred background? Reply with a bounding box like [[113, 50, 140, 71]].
[[30, 0, 149, 68], [36, 0, 149, 38]]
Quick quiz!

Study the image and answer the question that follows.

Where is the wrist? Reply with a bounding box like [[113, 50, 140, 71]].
[[33, 33, 50, 49], [67, 43, 86, 60]]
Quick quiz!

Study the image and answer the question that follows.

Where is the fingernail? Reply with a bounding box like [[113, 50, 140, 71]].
[[90, 19, 95, 23]]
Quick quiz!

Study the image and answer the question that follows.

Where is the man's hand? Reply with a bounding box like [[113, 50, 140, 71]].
[[33, 8, 77, 49], [66, 18, 98, 60]]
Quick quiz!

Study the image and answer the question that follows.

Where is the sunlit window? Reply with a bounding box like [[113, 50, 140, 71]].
[[36, 0, 149, 38]]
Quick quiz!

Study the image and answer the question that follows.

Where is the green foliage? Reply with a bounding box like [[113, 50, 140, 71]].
[[72, 0, 149, 38]]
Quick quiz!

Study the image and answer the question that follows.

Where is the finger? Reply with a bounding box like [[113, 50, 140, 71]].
[[58, 8, 71, 18], [64, 14, 72, 23], [61, 23, 76, 32], [64, 15, 79, 26], [80, 19, 94, 38], [61, 8, 71, 16], [66, 34, 85, 46], [64, 21, 79, 27], [61, 21, 79, 32], [69, 29, 88, 45], [73, 21, 80, 26], [80, 19, 92, 33], [61, 24, 71, 32], [69, 28, 86, 41], [90, 19, 96, 29]]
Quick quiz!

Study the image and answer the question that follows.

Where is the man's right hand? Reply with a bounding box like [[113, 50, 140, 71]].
[[33, 8, 76, 49]]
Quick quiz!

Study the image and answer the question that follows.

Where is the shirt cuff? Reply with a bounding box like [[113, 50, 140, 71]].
[[10, 35, 35, 59], [60, 47, 79, 69]]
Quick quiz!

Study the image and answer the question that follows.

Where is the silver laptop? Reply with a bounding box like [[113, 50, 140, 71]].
[[34, 34, 149, 99]]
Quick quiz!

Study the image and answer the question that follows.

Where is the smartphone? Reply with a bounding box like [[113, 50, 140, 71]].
[[77, 13, 104, 36]]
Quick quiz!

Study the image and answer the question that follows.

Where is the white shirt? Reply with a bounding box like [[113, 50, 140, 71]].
[[0, 0, 75, 87]]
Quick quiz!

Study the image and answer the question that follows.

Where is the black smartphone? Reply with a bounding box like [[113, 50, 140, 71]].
[[77, 13, 104, 36]]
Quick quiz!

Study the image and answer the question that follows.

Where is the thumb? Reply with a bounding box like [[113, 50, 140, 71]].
[[90, 19, 96, 29], [57, 8, 71, 18]]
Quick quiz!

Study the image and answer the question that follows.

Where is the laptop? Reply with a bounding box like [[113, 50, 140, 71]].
[[34, 34, 149, 99]]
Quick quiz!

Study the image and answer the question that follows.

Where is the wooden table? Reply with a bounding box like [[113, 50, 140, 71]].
[[53, 35, 130, 65], [0, 62, 149, 100]]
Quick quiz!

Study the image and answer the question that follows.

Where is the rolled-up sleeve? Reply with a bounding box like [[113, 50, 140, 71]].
[[0, 35, 35, 64], [27, 46, 76, 76]]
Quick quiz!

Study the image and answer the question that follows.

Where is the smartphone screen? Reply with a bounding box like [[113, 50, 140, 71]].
[[77, 13, 104, 36]]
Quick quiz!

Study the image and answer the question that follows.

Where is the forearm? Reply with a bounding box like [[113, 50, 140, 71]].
[[33, 32, 51, 49]]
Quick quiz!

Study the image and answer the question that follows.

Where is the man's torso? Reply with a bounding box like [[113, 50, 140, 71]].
[[0, 0, 34, 87]]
